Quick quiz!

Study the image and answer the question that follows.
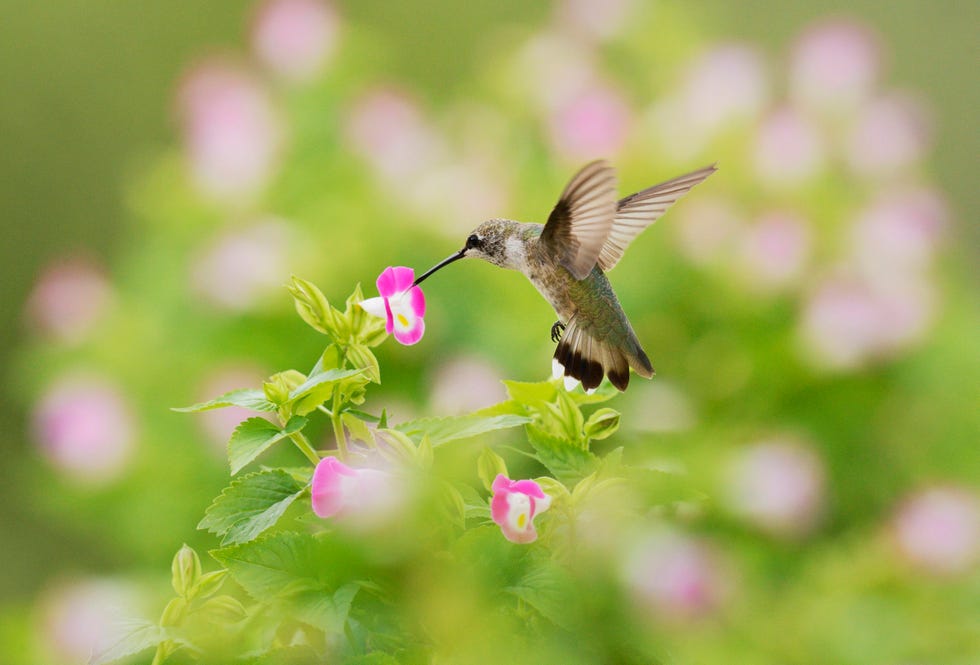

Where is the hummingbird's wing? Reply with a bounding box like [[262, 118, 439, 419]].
[[597, 164, 717, 271], [540, 160, 619, 280]]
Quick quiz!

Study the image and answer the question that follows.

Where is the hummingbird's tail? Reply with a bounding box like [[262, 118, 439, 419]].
[[553, 316, 654, 392]]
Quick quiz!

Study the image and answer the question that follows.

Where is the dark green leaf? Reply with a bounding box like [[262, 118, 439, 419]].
[[198, 470, 306, 545], [172, 389, 275, 413]]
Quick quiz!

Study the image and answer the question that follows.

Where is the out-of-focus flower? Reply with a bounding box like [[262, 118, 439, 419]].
[[31, 372, 136, 484], [555, 0, 635, 42], [736, 211, 811, 291], [851, 188, 947, 278], [311, 456, 405, 528], [344, 87, 444, 182], [892, 486, 979, 576], [753, 106, 826, 187], [251, 0, 339, 82], [846, 92, 932, 178], [800, 274, 936, 369], [196, 364, 271, 449], [724, 439, 825, 538], [25, 257, 114, 345], [548, 83, 631, 161], [679, 44, 769, 136], [191, 220, 291, 312], [359, 266, 426, 345], [622, 530, 729, 621], [513, 30, 598, 111], [673, 196, 743, 266], [623, 381, 696, 433], [429, 356, 506, 415], [790, 19, 881, 113], [176, 61, 283, 201], [37, 578, 142, 665], [491, 475, 552, 544]]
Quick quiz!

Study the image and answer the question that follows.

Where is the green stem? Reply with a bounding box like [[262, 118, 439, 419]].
[[331, 389, 348, 461], [289, 431, 321, 466]]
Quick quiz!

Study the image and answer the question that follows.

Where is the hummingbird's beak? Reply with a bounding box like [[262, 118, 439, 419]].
[[413, 248, 466, 286]]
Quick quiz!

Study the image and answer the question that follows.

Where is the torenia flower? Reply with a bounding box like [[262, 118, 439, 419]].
[[359, 266, 426, 345], [491, 474, 552, 544], [311, 456, 403, 528]]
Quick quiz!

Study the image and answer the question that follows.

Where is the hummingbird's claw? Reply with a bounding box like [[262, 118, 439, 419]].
[[550, 321, 566, 344]]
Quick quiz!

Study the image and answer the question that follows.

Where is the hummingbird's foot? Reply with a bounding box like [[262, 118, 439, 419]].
[[550, 321, 566, 344]]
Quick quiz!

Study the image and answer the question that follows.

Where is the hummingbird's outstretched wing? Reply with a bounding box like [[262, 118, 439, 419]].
[[540, 160, 618, 280], [597, 164, 717, 271]]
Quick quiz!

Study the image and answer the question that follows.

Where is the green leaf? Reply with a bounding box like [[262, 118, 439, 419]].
[[292, 582, 360, 633], [394, 414, 531, 446], [211, 532, 359, 602], [526, 424, 597, 484], [477, 447, 508, 492], [89, 620, 167, 665], [346, 343, 380, 383], [172, 389, 275, 413], [171, 544, 201, 597], [502, 379, 557, 404], [505, 557, 579, 630], [263, 370, 306, 406], [551, 389, 585, 443], [198, 470, 306, 545], [566, 380, 619, 405], [228, 416, 308, 475], [584, 407, 621, 441], [289, 367, 364, 416], [287, 275, 340, 336], [341, 412, 375, 445], [189, 570, 227, 601], [374, 428, 418, 465]]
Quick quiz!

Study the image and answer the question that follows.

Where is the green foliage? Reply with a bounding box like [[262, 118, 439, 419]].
[[198, 470, 306, 545]]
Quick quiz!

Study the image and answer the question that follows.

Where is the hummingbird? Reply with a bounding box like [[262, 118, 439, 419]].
[[414, 160, 716, 392]]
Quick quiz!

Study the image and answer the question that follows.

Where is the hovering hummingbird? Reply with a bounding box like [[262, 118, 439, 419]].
[[414, 160, 716, 392]]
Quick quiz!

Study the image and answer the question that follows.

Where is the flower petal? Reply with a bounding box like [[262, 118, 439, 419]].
[[376, 266, 416, 297], [407, 285, 426, 317], [311, 456, 359, 518], [358, 297, 387, 318], [393, 317, 424, 345], [512, 479, 548, 500]]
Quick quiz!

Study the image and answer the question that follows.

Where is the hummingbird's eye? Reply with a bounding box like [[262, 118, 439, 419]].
[[466, 234, 481, 249]]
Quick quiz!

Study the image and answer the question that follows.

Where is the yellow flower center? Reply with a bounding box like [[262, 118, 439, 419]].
[[517, 513, 527, 528], [397, 313, 409, 327]]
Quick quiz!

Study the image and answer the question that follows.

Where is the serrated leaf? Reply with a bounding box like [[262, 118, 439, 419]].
[[89, 620, 167, 665], [292, 582, 359, 633], [289, 368, 364, 416], [211, 532, 362, 602], [505, 558, 578, 630], [228, 416, 307, 475], [394, 414, 531, 446], [198, 470, 305, 545], [526, 424, 597, 484], [173, 389, 275, 413]]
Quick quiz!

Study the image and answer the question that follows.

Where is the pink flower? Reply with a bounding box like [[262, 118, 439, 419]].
[[851, 188, 947, 278], [25, 256, 114, 345], [311, 456, 403, 527], [753, 106, 826, 187], [846, 92, 932, 177], [790, 19, 881, 113], [429, 356, 507, 415], [892, 486, 979, 576], [736, 211, 811, 291], [491, 474, 552, 544], [548, 83, 631, 161], [359, 266, 426, 345], [251, 0, 339, 83], [680, 44, 769, 136]]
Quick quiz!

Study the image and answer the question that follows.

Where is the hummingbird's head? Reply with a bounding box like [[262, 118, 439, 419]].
[[414, 219, 523, 286]]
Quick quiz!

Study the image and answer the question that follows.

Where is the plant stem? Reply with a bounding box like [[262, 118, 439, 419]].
[[289, 431, 321, 466], [331, 389, 347, 461]]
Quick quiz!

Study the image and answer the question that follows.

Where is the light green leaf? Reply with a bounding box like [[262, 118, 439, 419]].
[[289, 367, 364, 416], [171, 544, 201, 598], [526, 424, 597, 484], [566, 380, 619, 405], [584, 407, 621, 441], [341, 412, 375, 445], [292, 582, 359, 633], [394, 414, 531, 446], [89, 620, 167, 665], [346, 343, 380, 383], [505, 558, 579, 630], [172, 389, 275, 413], [228, 416, 307, 475], [287, 275, 340, 336], [477, 447, 508, 492], [502, 379, 557, 404], [198, 470, 305, 545]]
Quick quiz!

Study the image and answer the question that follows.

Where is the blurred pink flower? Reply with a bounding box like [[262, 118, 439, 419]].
[[846, 92, 932, 177], [673, 196, 743, 266], [191, 220, 291, 311], [681, 44, 769, 135], [37, 578, 142, 665], [359, 266, 427, 345], [196, 364, 271, 449], [311, 456, 406, 529], [548, 83, 631, 161], [622, 530, 729, 621], [176, 61, 283, 201], [737, 211, 811, 291], [892, 486, 979, 576], [753, 106, 826, 187], [514, 31, 599, 111], [851, 188, 947, 278], [344, 87, 443, 182], [724, 439, 825, 538], [790, 19, 881, 112], [800, 274, 936, 369], [556, 0, 635, 42], [25, 256, 113, 345], [429, 356, 506, 415], [251, 0, 339, 82], [31, 372, 136, 484], [491, 475, 552, 544]]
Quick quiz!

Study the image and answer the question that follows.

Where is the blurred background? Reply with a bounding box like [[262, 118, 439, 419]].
[[1, 0, 977, 663]]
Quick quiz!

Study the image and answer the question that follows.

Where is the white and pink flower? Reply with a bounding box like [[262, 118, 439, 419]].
[[490, 474, 553, 544], [359, 266, 426, 345], [311, 456, 404, 528]]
